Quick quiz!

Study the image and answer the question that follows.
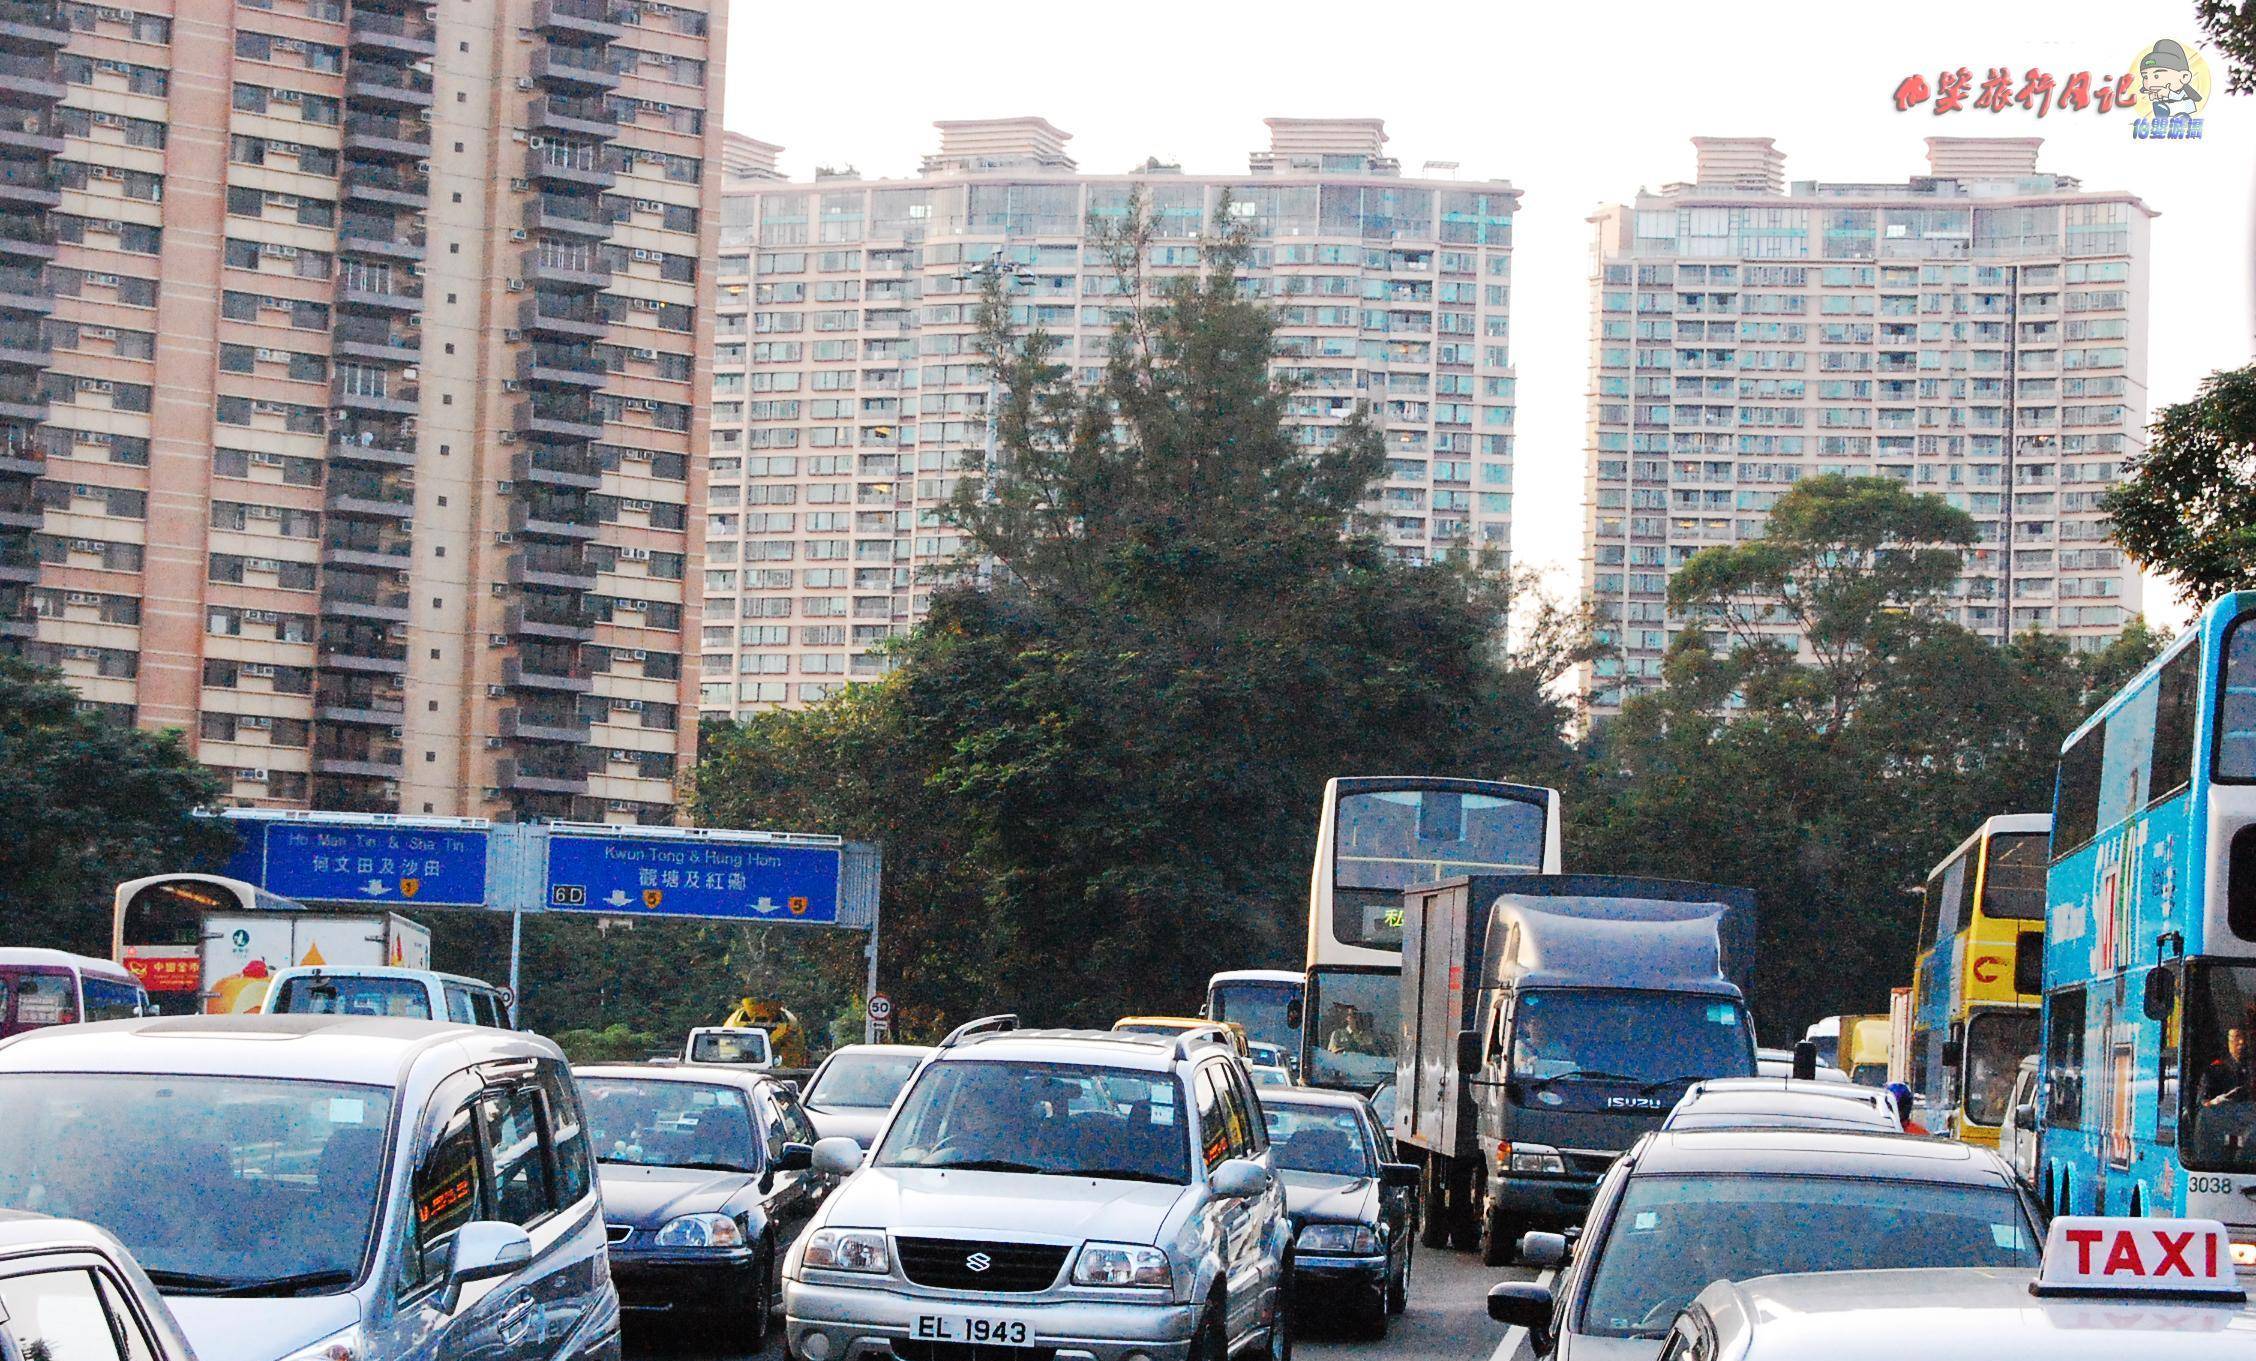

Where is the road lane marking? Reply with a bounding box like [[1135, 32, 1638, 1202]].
[[1487, 1268, 1557, 1361]]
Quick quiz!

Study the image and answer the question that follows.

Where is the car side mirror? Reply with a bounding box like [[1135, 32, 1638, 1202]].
[[2014, 1101, 2036, 1129], [762, 1140, 814, 1191], [1455, 1028, 1482, 1074], [1285, 999, 1303, 1030], [442, 1221, 532, 1313], [1517, 1230, 1569, 1269], [1209, 1158, 1272, 1199], [2143, 966, 2176, 1021], [1488, 1281, 1555, 1343], [1379, 1161, 1421, 1189], [812, 1136, 865, 1177], [1941, 1038, 1963, 1069]]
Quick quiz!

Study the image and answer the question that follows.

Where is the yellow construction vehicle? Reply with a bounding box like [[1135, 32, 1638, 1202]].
[[722, 998, 808, 1068]]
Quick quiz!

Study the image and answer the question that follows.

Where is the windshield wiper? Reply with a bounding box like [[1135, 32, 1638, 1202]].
[[1520, 1069, 1642, 1088], [670, 1160, 758, 1174], [933, 1158, 1042, 1173], [1059, 1167, 1181, 1184], [143, 1270, 241, 1295], [210, 1270, 356, 1298], [1637, 1074, 1712, 1094]]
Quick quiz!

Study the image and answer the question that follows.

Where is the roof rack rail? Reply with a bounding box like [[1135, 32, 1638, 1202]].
[[1172, 1025, 1234, 1060], [938, 1013, 1020, 1048]]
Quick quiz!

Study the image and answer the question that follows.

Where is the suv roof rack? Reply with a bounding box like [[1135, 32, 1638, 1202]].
[[1171, 1025, 1235, 1060], [937, 1013, 1020, 1048]]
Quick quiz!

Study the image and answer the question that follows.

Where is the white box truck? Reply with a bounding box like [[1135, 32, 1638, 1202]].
[[201, 911, 432, 1014]]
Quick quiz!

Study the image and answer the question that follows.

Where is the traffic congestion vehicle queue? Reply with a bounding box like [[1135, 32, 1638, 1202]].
[[0, 1014, 619, 1361], [782, 1018, 1294, 1361], [800, 1044, 936, 1148], [1258, 1086, 1417, 1339], [0, 948, 146, 1039], [576, 1063, 831, 1340]]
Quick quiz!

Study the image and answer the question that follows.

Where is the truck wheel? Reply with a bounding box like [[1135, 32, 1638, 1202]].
[[1448, 1160, 1481, 1252], [1417, 1158, 1451, 1249], [1478, 1195, 1517, 1268]]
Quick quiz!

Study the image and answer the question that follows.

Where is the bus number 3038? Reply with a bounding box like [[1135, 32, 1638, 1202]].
[[2186, 1174, 2237, 1196]]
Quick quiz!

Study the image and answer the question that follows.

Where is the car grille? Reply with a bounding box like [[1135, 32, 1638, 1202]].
[[893, 1343, 1056, 1361], [606, 1223, 634, 1245], [895, 1237, 1071, 1293], [1563, 1149, 1619, 1178]]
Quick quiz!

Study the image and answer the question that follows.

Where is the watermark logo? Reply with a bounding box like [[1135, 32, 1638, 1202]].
[[2130, 37, 2208, 141]]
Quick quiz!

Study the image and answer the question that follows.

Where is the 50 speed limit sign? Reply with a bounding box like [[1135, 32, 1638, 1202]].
[[867, 993, 893, 1023]]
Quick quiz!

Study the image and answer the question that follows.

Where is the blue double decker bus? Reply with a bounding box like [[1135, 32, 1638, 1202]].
[[2039, 592, 2256, 1266]]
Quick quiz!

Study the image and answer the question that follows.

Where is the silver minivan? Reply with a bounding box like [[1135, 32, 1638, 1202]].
[[0, 1014, 618, 1361]]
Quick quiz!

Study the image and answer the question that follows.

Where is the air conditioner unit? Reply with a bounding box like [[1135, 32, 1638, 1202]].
[[388, 727, 404, 740], [487, 685, 507, 697], [628, 648, 647, 662], [415, 160, 431, 173], [496, 532, 515, 543], [489, 634, 506, 646], [507, 279, 525, 292], [527, 136, 544, 148], [633, 347, 657, 360], [485, 736, 504, 749], [504, 328, 523, 342], [497, 480, 514, 493], [511, 178, 531, 191], [244, 769, 269, 782], [509, 228, 528, 241], [512, 130, 529, 143], [502, 379, 521, 391], [499, 430, 518, 442]]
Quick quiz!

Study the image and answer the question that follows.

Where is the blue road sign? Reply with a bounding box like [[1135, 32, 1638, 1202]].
[[543, 834, 841, 923], [262, 823, 491, 907]]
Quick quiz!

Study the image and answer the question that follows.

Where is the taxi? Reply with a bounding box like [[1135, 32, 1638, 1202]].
[[1641, 1217, 2255, 1360]]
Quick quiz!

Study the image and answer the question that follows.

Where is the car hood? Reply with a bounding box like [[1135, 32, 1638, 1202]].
[[168, 1294, 360, 1361], [807, 1105, 891, 1148], [824, 1167, 1186, 1244], [598, 1163, 757, 1229], [1278, 1172, 1375, 1226], [1560, 1332, 1668, 1361]]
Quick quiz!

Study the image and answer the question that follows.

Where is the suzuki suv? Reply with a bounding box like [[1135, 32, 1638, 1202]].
[[784, 1018, 1293, 1361]]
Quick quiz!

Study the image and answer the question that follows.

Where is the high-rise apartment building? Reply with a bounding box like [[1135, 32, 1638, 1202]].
[[0, 0, 725, 823], [703, 117, 1520, 714], [1583, 137, 2150, 713]]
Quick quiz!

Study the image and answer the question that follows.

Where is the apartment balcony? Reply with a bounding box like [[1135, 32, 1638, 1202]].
[[0, 483, 38, 531], [331, 432, 419, 470], [524, 194, 612, 242], [509, 493, 599, 542], [517, 343, 606, 390], [504, 596, 596, 642], [326, 471, 415, 521], [333, 379, 420, 419], [505, 544, 597, 592], [519, 395, 604, 443], [340, 166, 427, 210], [337, 280, 423, 316], [533, 0, 627, 41], [518, 295, 607, 341], [0, 53, 60, 104], [346, 64, 434, 111], [321, 530, 413, 574], [318, 622, 409, 675], [0, 155, 54, 211], [0, 375, 41, 424], [319, 575, 410, 624], [502, 654, 593, 694], [332, 320, 421, 366], [315, 695, 406, 727], [0, 215, 49, 265], [0, 108, 60, 157], [522, 249, 613, 292], [338, 221, 426, 264], [0, 4, 66, 53], [530, 43, 620, 94], [524, 144, 617, 193], [0, 318, 42, 370], [348, 8, 437, 60], [343, 117, 431, 163], [512, 444, 602, 490], [495, 757, 587, 797], [499, 704, 591, 744], [527, 93, 619, 140], [0, 434, 40, 478], [314, 748, 405, 780]]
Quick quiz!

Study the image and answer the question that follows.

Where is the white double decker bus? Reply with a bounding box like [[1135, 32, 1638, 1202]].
[[1301, 776, 1562, 1092]]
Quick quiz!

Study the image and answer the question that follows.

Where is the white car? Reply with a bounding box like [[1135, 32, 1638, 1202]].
[[0, 1212, 200, 1361], [260, 964, 512, 1027], [1753, 1047, 1848, 1082], [1663, 1078, 1901, 1134]]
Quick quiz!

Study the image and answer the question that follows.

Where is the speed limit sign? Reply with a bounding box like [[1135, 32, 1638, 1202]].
[[867, 993, 893, 1023]]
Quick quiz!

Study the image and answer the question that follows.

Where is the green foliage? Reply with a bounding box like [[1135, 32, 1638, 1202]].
[[1579, 476, 2160, 1036], [2197, 1, 2256, 95], [696, 200, 1579, 1030], [2102, 362, 2256, 607], [552, 1021, 670, 1064], [0, 658, 231, 955]]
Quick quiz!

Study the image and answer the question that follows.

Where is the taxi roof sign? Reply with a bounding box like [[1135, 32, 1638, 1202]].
[[2033, 1217, 2247, 1302]]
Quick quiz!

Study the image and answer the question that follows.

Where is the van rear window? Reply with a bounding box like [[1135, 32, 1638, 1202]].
[[270, 975, 432, 1019]]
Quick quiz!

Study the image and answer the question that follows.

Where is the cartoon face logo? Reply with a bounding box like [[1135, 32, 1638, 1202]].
[[2135, 39, 2207, 116]]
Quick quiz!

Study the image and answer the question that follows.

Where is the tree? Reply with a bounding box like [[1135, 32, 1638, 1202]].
[[0, 659, 232, 955], [695, 202, 1580, 1028], [2102, 362, 2256, 607], [2197, 1, 2256, 95]]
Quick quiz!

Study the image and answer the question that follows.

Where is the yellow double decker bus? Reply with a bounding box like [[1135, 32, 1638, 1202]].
[[1908, 814, 2050, 1146]]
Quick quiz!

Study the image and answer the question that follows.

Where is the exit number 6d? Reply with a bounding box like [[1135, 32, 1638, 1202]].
[[551, 884, 587, 906]]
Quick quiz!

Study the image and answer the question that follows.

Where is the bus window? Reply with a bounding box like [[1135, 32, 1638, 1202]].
[[1330, 788, 1547, 949], [80, 976, 145, 1022], [444, 985, 477, 1024], [2231, 825, 2256, 945], [2150, 644, 2199, 803], [2181, 963, 2256, 1174], [1963, 1010, 2039, 1127], [2044, 989, 2086, 1129], [1981, 834, 2047, 920], [2054, 724, 2105, 856], [5, 971, 75, 1030], [2216, 613, 2256, 782]]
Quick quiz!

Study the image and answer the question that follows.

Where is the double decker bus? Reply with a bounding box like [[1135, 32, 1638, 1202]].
[[2038, 592, 2256, 1265], [1908, 814, 2050, 1144], [1301, 776, 1561, 1093]]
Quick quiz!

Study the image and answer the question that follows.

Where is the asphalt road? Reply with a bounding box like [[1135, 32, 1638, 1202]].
[[626, 1245, 1540, 1361]]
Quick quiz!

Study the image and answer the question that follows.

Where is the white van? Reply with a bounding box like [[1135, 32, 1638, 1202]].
[[0, 948, 148, 1039], [260, 965, 513, 1027]]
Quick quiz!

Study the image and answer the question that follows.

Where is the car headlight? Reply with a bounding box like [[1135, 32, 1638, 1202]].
[[279, 1325, 366, 1361], [1071, 1242, 1172, 1287], [802, 1228, 891, 1274], [1507, 1143, 1567, 1175], [1296, 1223, 1379, 1255], [655, 1213, 748, 1249]]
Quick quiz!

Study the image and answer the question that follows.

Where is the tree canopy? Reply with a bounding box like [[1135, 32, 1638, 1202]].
[[2102, 361, 2256, 607]]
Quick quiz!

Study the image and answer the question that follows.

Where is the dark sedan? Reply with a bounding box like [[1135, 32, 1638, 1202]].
[[577, 1063, 832, 1342], [797, 1042, 931, 1147], [1260, 1086, 1419, 1339]]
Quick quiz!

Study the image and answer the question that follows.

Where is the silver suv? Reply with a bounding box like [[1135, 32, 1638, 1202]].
[[784, 1017, 1293, 1361]]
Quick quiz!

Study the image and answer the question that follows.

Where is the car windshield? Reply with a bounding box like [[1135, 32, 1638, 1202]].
[[267, 975, 431, 1019], [2182, 962, 2256, 1174], [1578, 1173, 2038, 1338], [0, 1073, 394, 1293], [0, 969, 75, 1036], [805, 1051, 924, 1110], [581, 1077, 760, 1172], [1306, 969, 1397, 1091], [875, 1060, 1190, 1183], [1512, 989, 1753, 1086], [1210, 984, 1302, 1056], [689, 1031, 770, 1065], [1261, 1103, 1374, 1178], [1962, 1009, 2039, 1127]]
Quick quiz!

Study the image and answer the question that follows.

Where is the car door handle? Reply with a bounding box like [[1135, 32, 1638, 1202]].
[[497, 1294, 536, 1340]]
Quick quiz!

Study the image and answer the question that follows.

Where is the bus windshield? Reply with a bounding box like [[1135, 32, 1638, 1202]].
[[1209, 981, 1302, 1057], [1980, 833, 2047, 920], [1306, 969, 1398, 1092], [1962, 1009, 2039, 1127], [1332, 788, 1547, 949], [1512, 989, 1755, 1086], [2182, 962, 2256, 1174]]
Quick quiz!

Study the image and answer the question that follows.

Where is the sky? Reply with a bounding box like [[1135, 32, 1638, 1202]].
[[724, 0, 2255, 631]]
